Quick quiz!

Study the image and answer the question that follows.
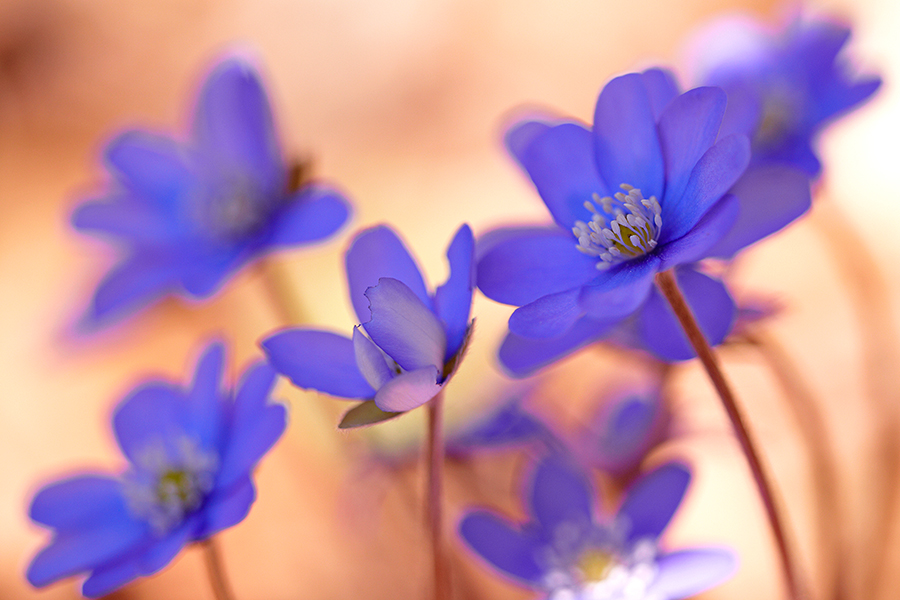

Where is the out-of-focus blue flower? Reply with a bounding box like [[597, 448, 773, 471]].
[[262, 224, 475, 427], [478, 68, 811, 371], [692, 14, 881, 176], [447, 396, 559, 458], [459, 455, 735, 600], [73, 56, 352, 328], [26, 343, 287, 597]]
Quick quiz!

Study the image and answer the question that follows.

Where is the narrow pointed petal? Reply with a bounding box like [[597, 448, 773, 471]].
[[434, 224, 475, 359], [72, 197, 172, 244], [617, 462, 690, 543], [268, 185, 351, 246], [706, 165, 811, 258], [373, 366, 442, 412], [593, 73, 665, 200], [508, 288, 582, 339], [184, 342, 225, 452], [261, 329, 374, 399], [648, 548, 737, 599], [658, 87, 727, 220], [530, 454, 594, 533], [459, 511, 545, 585], [657, 194, 739, 270], [352, 326, 394, 390], [81, 254, 178, 328], [113, 384, 189, 465], [640, 68, 680, 118], [637, 267, 736, 362], [659, 133, 750, 244], [364, 278, 446, 371], [511, 122, 610, 228], [498, 317, 616, 378], [345, 225, 430, 324], [477, 228, 597, 306]]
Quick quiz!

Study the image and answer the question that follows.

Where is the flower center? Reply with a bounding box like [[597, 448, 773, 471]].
[[198, 175, 274, 242], [572, 184, 662, 270], [123, 436, 218, 535]]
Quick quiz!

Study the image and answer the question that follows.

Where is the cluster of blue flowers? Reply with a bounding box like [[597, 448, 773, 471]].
[[26, 10, 880, 600]]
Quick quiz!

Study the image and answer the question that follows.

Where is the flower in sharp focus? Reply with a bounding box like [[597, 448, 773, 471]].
[[262, 224, 475, 428], [690, 14, 881, 176], [459, 455, 736, 600], [72, 56, 352, 328], [26, 343, 287, 597], [477, 68, 811, 372]]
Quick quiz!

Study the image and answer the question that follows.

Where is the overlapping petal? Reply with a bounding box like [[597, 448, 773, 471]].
[[648, 549, 737, 599], [433, 224, 475, 359], [529, 454, 594, 534], [498, 317, 617, 377], [373, 365, 442, 412], [617, 462, 690, 543], [459, 512, 546, 585]]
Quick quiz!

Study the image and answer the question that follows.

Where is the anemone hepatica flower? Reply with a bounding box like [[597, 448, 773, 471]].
[[460, 455, 735, 600], [478, 68, 811, 372], [73, 56, 351, 327], [26, 343, 286, 597], [262, 224, 474, 427], [692, 14, 881, 176]]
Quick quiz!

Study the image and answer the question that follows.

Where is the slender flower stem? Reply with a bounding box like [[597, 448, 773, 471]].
[[256, 256, 309, 325], [654, 270, 804, 600], [427, 391, 450, 600], [201, 538, 236, 600]]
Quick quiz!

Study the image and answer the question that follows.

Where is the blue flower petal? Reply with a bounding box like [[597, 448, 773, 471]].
[[706, 165, 811, 258], [512, 122, 610, 228], [216, 363, 285, 491], [345, 225, 430, 324], [72, 195, 173, 244], [640, 68, 680, 118], [498, 317, 617, 378], [261, 329, 374, 399], [103, 130, 194, 211], [137, 520, 192, 574], [658, 87, 727, 220], [352, 326, 394, 390], [508, 288, 583, 339], [578, 256, 658, 321], [184, 343, 225, 453], [192, 58, 283, 192], [80, 559, 141, 599], [658, 133, 750, 245], [637, 267, 736, 362], [373, 365, 442, 412], [433, 224, 475, 360], [648, 548, 737, 599], [657, 194, 739, 270], [594, 394, 663, 474], [458, 511, 545, 585], [529, 454, 594, 534], [83, 254, 179, 328], [476, 228, 597, 306], [593, 73, 665, 200], [113, 383, 189, 466], [364, 277, 447, 371], [505, 119, 553, 164], [30, 475, 124, 528], [268, 184, 351, 246], [616, 462, 690, 543], [196, 476, 256, 539]]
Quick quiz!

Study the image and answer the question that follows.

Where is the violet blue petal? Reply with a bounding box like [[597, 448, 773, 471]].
[[508, 287, 583, 339], [595, 395, 662, 474], [434, 224, 475, 360], [477, 228, 597, 306], [261, 329, 374, 399], [80, 559, 141, 599], [103, 130, 194, 209], [29, 475, 122, 529], [530, 454, 594, 534], [268, 184, 351, 246], [184, 342, 225, 452], [657, 194, 739, 270], [373, 365, 442, 412], [352, 326, 394, 390], [637, 267, 736, 362], [593, 73, 665, 201], [112, 383, 189, 466], [658, 133, 750, 245], [84, 254, 179, 327], [72, 197, 173, 244], [648, 548, 737, 599], [498, 317, 617, 378], [345, 225, 430, 324], [196, 476, 256, 539], [458, 511, 545, 585], [640, 68, 680, 118], [505, 119, 553, 164], [617, 462, 690, 543], [578, 255, 659, 321], [364, 277, 446, 371]]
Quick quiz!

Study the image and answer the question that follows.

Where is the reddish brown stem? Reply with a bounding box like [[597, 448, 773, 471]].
[[201, 538, 236, 600], [427, 391, 450, 600], [654, 270, 804, 600]]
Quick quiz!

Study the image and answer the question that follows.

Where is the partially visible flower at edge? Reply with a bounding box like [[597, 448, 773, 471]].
[[691, 13, 881, 176], [459, 454, 736, 599], [26, 342, 287, 597], [262, 223, 475, 428], [72, 55, 352, 329], [477, 68, 811, 376]]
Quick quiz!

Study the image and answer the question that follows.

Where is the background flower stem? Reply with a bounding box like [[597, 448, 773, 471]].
[[256, 256, 309, 325], [427, 390, 450, 600], [654, 269, 805, 600], [201, 538, 236, 600]]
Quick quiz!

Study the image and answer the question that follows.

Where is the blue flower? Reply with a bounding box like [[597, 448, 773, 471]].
[[446, 396, 559, 458], [459, 455, 736, 599], [73, 56, 352, 328], [477, 68, 811, 371], [693, 15, 881, 176], [26, 343, 287, 597], [262, 224, 475, 427]]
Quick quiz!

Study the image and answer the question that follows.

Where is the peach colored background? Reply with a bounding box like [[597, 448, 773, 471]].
[[1, 0, 898, 599]]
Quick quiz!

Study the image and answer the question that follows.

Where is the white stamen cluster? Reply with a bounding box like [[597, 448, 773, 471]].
[[123, 435, 219, 535], [572, 184, 662, 270]]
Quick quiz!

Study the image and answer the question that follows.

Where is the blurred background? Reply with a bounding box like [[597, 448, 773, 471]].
[[1, 0, 898, 598]]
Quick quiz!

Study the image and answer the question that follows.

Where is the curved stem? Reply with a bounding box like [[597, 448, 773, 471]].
[[654, 270, 804, 600], [255, 256, 309, 325], [201, 538, 236, 600], [427, 391, 450, 600]]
